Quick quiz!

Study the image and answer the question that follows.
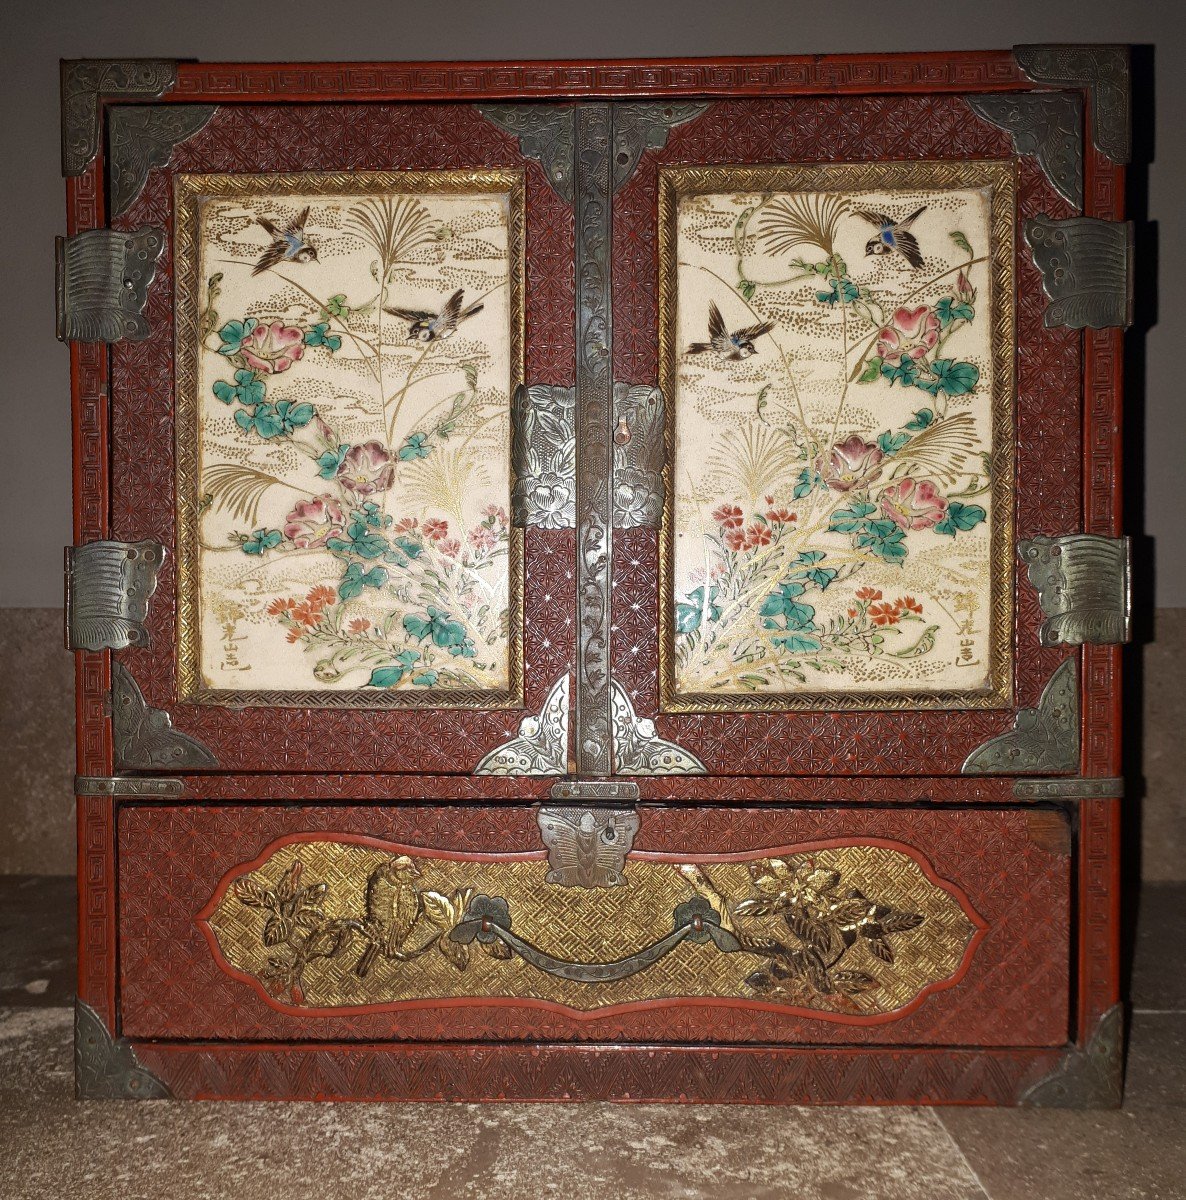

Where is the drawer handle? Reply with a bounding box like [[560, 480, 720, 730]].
[[450, 894, 743, 984]]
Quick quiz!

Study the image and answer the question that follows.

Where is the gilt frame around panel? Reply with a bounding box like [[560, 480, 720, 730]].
[[657, 160, 1016, 713], [173, 170, 525, 708]]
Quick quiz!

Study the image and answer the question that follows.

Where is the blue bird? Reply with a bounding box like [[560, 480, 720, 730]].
[[855, 205, 927, 269], [252, 206, 318, 276], [686, 301, 774, 361]]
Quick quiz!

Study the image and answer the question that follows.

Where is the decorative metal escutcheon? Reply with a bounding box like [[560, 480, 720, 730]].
[[65, 540, 165, 652], [1019, 535, 1131, 646], [537, 805, 640, 888]]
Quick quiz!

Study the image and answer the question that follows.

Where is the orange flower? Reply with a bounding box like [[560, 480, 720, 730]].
[[292, 602, 322, 627], [869, 601, 899, 627], [847, 608, 858, 619], [855, 587, 883, 602], [896, 596, 923, 615], [723, 528, 747, 552], [712, 503, 744, 530], [745, 523, 772, 549], [348, 618, 371, 634], [266, 597, 294, 616], [285, 627, 304, 643], [765, 507, 797, 524], [307, 585, 336, 609]]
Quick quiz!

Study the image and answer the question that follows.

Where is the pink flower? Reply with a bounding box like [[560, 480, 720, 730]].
[[818, 436, 884, 492], [876, 306, 940, 364], [393, 516, 419, 535], [482, 504, 508, 526], [437, 537, 461, 558], [336, 442, 395, 495], [240, 321, 306, 374], [723, 528, 747, 552], [468, 526, 497, 553], [956, 271, 976, 304], [712, 503, 744, 530], [880, 478, 949, 531], [283, 495, 345, 548], [423, 517, 449, 542]]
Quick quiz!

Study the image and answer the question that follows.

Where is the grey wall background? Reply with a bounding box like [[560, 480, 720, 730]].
[[0, 0, 1180, 606]]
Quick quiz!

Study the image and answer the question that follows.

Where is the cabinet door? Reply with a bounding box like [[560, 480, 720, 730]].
[[602, 84, 1125, 777], [105, 100, 576, 774]]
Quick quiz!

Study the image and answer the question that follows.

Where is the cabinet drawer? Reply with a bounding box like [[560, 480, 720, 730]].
[[117, 801, 1069, 1047]]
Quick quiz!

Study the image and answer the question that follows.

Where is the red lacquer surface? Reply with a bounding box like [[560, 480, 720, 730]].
[[118, 803, 1069, 1047]]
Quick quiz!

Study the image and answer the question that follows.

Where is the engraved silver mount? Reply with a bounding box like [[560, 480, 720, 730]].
[[474, 675, 571, 776], [65, 540, 165, 652], [1020, 535, 1131, 646], [112, 662, 217, 772], [1024, 215, 1133, 329], [962, 658, 1079, 775], [56, 226, 165, 343], [536, 806, 640, 888]]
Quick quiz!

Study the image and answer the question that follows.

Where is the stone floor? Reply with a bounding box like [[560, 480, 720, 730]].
[[0, 876, 1183, 1200]]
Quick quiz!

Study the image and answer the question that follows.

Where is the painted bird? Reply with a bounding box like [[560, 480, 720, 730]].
[[251, 206, 318, 276], [686, 301, 774, 361], [384, 288, 484, 344], [354, 855, 422, 978], [854, 205, 927, 269]]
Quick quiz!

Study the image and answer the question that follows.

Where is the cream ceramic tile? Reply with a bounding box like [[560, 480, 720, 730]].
[[175, 174, 522, 703], [662, 163, 1014, 709]]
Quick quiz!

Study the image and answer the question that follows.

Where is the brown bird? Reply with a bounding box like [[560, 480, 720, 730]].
[[355, 855, 422, 978]]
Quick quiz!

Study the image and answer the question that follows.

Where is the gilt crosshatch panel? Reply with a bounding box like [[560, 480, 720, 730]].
[[659, 161, 1015, 710], [175, 171, 524, 707]]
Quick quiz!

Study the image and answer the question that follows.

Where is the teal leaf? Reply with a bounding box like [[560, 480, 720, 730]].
[[393, 536, 423, 560], [317, 444, 349, 479], [241, 528, 282, 555], [934, 499, 987, 537], [216, 317, 257, 356], [367, 664, 409, 688], [411, 670, 439, 686], [924, 358, 980, 397], [338, 562, 365, 600], [828, 501, 877, 534], [880, 357, 920, 387], [213, 380, 237, 404], [792, 467, 824, 499], [788, 550, 838, 590], [772, 631, 823, 654], [398, 432, 432, 461], [904, 408, 935, 432], [760, 583, 816, 630], [877, 430, 910, 456]]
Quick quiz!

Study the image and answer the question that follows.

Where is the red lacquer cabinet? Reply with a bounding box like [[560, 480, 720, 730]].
[[62, 49, 1131, 1103]]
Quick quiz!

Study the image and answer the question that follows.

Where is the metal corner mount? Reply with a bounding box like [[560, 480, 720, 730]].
[[611, 682, 705, 776], [75, 1000, 172, 1100], [613, 383, 665, 529], [962, 658, 1079, 775], [474, 675, 570, 775], [1021, 1003, 1124, 1107], [56, 226, 165, 343], [111, 661, 217, 771], [512, 384, 576, 529], [536, 806, 641, 888], [1015, 44, 1130, 165], [966, 93, 1082, 208], [1024, 215, 1133, 330], [1019, 534, 1131, 647], [109, 104, 216, 218], [610, 102, 710, 191], [66, 540, 165, 652], [477, 104, 576, 201], [61, 59, 179, 176]]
